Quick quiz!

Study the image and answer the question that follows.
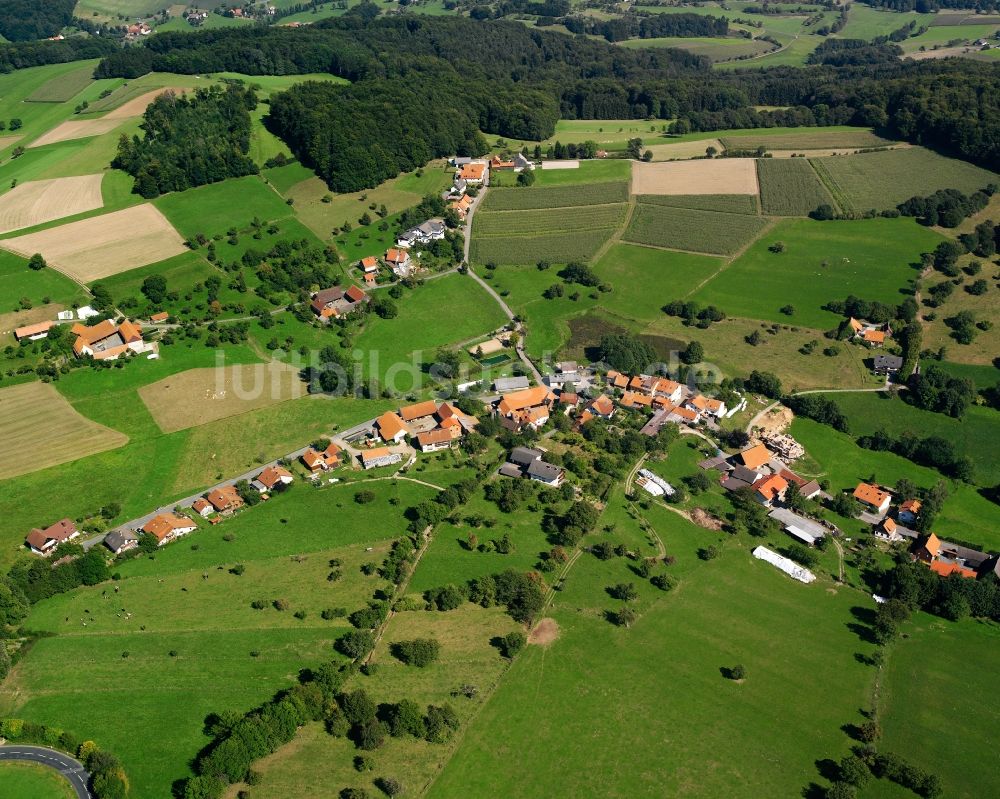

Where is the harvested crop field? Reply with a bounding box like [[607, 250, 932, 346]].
[[623, 204, 771, 255], [138, 361, 308, 433], [483, 181, 629, 211], [0, 204, 188, 282], [810, 147, 1000, 212], [645, 138, 724, 161], [28, 118, 123, 148], [720, 130, 893, 150], [757, 159, 835, 216], [103, 88, 187, 120], [0, 174, 104, 235], [636, 193, 759, 215], [631, 159, 759, 195], [0, 381, 128, 479]]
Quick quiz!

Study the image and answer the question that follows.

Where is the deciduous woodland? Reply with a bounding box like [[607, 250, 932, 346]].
[[95, 9, 1000, 181]]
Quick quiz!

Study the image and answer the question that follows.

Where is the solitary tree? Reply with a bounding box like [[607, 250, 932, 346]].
[[27, 253, 46, 271]]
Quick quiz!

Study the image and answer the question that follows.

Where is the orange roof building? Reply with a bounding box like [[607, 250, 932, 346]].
[[671, 406, 700, 424], [14, 320, 55, 341], [253, 465, 294, 491], [620, 391, 653, 408], [753, 474, 788, 504], [399, 400, 438, 421], [497, 387, 555, 417], [360, 256, 378, 273], [458, 163, 486, 182], [71, 319, 144, 360], [385, 248, 410, 267], [25, 519, 78, 555], [863, 330, 886, 346], [150, 311, 169, 323], [206, 485, 244, 513], [738, 444, 772, 470], [142, 513, 197, 544], [589, 394, 615, 419], [449, 194, 473, 218], [376, 411, 409, 443], [853, 482, 892, 513], [417, 427, 459, 451]]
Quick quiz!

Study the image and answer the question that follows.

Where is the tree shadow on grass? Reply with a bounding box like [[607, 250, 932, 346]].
[[846, 605, 877, 644]]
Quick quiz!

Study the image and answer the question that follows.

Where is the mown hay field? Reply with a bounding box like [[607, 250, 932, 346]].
[[138, 362, 308, 434], [721, 129, 892, 150], [0, 204, 188, 282], [623, 203, 770, 255], [471, 228, 616, 265], [25, 64, 95, 103], [0, 174, 104, 235], [636, 193, 759, 214], [28, 118, 122, 148], [482, 181, 629, 211], [756, 158, 835, 216], [810, 147, 1000, 212], [474, 203, 626, 236], [632, 158, 759, 195], [0, 381, 127, 479]]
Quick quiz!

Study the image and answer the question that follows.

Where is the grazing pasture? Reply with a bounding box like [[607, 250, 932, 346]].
[[482, 181, 629, 211], [0, 250, 87, 310], [823, 392, 1000, 486], [632, 158, 759, 195], [430, 506, 875, 799], [27, 118, 123, 148], [690, 217, 941, 329], [0, 382, 128, 480], [618, 35, 774, 60], [810, 148, 1000, 212], [474, 203, 626, 236], [25, 64, 95, 103], [471, 228, 617, 265], [636, 193, 759, 214], [878, 615, 1000, 799], [138, 362, 308, 433], [623, 204, 770, 255], [756, 158, 835, 216], [0, 174, 104, 235], [645, 138, 724, 161], [0, 204, 188, 282], [533, 159, 631, 185], [720, 129, 892, 151], [154, 175, 294, 238]]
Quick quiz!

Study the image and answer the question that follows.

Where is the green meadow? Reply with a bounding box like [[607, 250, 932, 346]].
[[690, 217, 942, 329], [0, 762, 74, 798]]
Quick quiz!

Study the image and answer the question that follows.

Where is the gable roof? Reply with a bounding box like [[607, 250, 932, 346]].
[[192, 498, 211, 513], [376, 411, 409, 440], [739, 444, 772, 470], [590, 394, 615, 416], [497, 386, 555, 416], [14, 320, 54, 339], [458, 163, 486, 180], [753, 474, 788, 502], [399, 400, 438, 421], [863, 330, 886, 344], [854, 482, 891, 508], [671, 406, 699, 422], [849, 317, 864, 333], [882, 517, 897, 533], [142, 513, 195, 541], [25, 518, 77, 550], [360, 255, 378, 270], [207, 485, 243, 510], [920, 532, 941, 558], [385, 248, 409, 264], [361, 446, 395, 464], [417, 428, 457, 446], [900, 498, 922, 514], [527, 460, 563, 482], [510, 447, 543, 466], [345, 285, 367, 303], [255, 465, 292, 489], [302, 449, 325, 469]]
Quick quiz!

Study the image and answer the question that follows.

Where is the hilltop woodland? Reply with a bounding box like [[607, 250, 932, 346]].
[[0, 0, 75, 42], [95, 10, 1000, 192], [112, 84, 259, 198]]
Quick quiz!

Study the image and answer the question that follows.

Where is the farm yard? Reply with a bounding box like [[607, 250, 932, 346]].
[[631, 159, 760, 196], [0, 174, 104, 235], [810, 147, 1000, 212], [623, 203, 771, 256], [0, 382, 128, 480], [138, 362, 309, 434], [0, 204, 188, 282], [756, 159, 835, 216]]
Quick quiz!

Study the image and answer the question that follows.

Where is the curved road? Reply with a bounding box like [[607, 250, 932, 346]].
[[0, 745, 92, 798]]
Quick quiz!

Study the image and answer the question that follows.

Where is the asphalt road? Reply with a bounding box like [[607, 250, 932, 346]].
[[0, 745, 92, 798]]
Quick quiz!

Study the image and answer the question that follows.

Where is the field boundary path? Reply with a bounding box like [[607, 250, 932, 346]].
[[0, 744, 92, 799]]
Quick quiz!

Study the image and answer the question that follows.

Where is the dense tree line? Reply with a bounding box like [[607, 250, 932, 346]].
[[806, 38, 903, 66], [563, 11, 728, 42], [883, 559, 1000, 624], [0, 34, 115, 72], [89, 13, 1000, 172], [0, 0, 75, 42], [112, 84, 258, 198], [862, 0, 996, 10], [857, 429, 974, 481], [905, 364, 976, 418], [425, 569, 546, 624], [897, 186, 994, 227], [785, 394, 850, 433]]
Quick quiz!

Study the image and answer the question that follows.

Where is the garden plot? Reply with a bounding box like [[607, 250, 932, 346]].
[[632, 159, 759, 195], [0, 381, 127, 480], [138, 362, 307, 433], [0, 204, 188, 282], [0, 174, 104, 235]]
